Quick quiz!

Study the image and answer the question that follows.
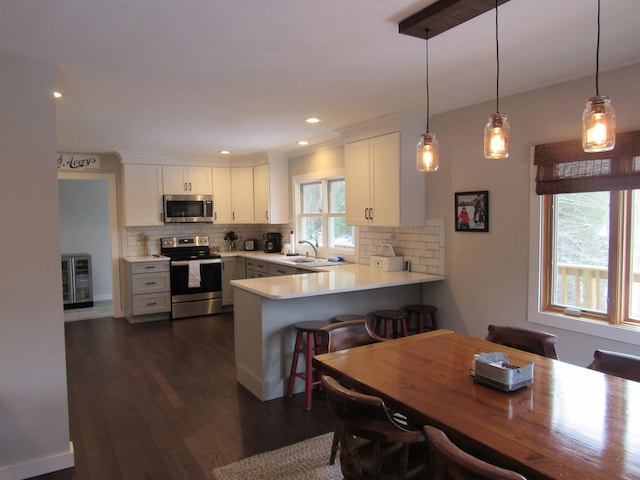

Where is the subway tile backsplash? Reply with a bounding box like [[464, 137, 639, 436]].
[[123, 218, 445, 276]]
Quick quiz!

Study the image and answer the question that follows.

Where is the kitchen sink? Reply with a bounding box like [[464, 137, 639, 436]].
[[284, 257, 346, 267]]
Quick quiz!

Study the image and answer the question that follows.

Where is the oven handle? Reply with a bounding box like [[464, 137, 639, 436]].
[[171, 259, 222, 266]]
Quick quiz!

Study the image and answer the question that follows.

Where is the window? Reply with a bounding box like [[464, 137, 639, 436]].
[[534, 130, 640, 328], [296, 175, 355, 255]]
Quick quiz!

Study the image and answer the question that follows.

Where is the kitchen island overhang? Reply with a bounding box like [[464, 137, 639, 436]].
[[231, 265, 444, 401]]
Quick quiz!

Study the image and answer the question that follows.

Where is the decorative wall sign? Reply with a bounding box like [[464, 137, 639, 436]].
[[455, 190, 489, 232], [57, 153, 101, 171]]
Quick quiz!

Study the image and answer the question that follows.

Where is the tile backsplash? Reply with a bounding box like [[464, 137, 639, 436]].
[[123, 218, 445, 276]]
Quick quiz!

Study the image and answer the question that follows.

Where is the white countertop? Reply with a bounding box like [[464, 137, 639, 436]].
[[122, 255, 170, 263], [231, 262, 444, 300]]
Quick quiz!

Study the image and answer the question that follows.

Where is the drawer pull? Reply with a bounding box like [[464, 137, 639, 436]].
[[146, 302, 158, 306], [145, 281, 157, 285]]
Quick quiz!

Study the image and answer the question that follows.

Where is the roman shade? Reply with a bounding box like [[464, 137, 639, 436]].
[[534, 129, 640, 195]]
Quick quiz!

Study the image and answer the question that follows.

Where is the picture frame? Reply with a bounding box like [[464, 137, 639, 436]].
[[455, 191, 489, 232]]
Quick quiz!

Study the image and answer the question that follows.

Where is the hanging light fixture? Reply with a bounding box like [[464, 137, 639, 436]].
[[483, 0, 510, 159], [582, 0, 615, 153], [417, 29, 439, 172]]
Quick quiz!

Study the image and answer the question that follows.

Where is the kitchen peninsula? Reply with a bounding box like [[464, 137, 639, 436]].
[[231, 263, 443, 401]]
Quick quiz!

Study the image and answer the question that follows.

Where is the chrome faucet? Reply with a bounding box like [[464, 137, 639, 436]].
[[299, 237, 319, 259]]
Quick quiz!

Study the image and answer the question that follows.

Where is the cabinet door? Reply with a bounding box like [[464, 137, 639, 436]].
[[230, 167, 254, 223], [253, 163, 269, 224], [212, 167, 232, 223], [187, 166, 212, 194], [370, 132, 400, 226], [121, 164, 163, 226], [221, 257, 238, 306], [162, 165, 188, 194], [345, 139, 371, 226]]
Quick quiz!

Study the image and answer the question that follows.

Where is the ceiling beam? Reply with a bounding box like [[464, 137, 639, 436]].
[[399, 0, 511, 40]]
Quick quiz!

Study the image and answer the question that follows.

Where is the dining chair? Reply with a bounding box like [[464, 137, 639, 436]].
[[322, 375, 429, 480], [485, 324, 559, 359], [317, 319, 387, 465], [587, 349, 640, 382], [424, 425, 527, 480]]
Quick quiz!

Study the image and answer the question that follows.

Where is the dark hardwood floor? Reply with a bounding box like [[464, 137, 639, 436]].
[[31, 312, 333, 480]]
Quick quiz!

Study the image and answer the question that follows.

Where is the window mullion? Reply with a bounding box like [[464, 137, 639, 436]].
[[608, 191, 628, 325]]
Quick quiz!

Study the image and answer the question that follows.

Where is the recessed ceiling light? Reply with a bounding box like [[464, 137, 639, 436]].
[[53, 91, 63, 99], [297, 140, 309, 146], [305, 117, 321, 124], [219, 150, 230, 155]]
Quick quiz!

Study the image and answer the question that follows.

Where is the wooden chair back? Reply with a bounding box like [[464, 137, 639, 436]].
[[486, 324, 559, 359], [587, 349, 640, 382], [317, 318, 385, 354], [322, 375, 428, 479], [424, 425, 527, 480]]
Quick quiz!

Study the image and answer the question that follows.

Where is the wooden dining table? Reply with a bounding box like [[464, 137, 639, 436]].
[[312, 329, 640, 480]]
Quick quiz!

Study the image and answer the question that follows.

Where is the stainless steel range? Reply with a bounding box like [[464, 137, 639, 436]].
[[160, 235, 222, 319]]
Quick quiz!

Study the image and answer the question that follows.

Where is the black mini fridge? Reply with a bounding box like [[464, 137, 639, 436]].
[[61, 254, 93, 309]]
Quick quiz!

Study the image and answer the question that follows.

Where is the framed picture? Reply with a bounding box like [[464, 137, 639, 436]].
[[455, 191, 489, 232]]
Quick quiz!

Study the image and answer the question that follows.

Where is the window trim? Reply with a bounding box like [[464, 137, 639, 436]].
[[527, 152, 640, 346], [292, 169, 357, 261]]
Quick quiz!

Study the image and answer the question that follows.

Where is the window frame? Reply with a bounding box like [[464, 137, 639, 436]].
[[292, 169, 357, 260], [528, 153, 640, 345]]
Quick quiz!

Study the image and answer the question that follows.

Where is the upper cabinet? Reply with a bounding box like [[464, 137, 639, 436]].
[[211, 167, 232, 223], [162, 165, 212, 195], [121, 164, 163, 227], [230, 167, 254, 223], [253, 157, 289, 224], [343, 117, 425, 227]]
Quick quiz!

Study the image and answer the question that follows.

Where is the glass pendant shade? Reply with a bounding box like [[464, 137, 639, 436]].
[[417, 133, 439, 172], [484, 113, 510, 159], [582, 95, 615, 152]]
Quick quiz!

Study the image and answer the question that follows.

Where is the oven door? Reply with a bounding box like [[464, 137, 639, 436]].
[[170, 258, 222, 302]]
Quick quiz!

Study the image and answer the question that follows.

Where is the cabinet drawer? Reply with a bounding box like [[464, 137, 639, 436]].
[[254, 260, 268, 272], [268, 263, 299, 276], [131, 272, 170, 294], [132, 292, 171, 315], [131, 261, 169, 274]]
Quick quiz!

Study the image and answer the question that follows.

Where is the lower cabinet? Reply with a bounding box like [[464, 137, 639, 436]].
[[246, 258, 305, 278], [122, 259, 171, 323], [222, 257, 243, 306]]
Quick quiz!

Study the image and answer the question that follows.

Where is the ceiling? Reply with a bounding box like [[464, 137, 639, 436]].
[[1, 0, 638, 160]]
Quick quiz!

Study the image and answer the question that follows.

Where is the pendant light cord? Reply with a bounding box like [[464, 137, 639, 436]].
[[425, 29, 430, 132], [495, 0, 500, 114], [595, 0, 601, 95]]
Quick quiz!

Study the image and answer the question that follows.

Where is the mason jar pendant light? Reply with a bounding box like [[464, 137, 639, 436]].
[[483, 0, 510, 159], [417, 29, 439, 172], [582, 0, 615, 153]]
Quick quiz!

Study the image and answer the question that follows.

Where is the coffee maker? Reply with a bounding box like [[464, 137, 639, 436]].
[[263, 232, 282, 253]]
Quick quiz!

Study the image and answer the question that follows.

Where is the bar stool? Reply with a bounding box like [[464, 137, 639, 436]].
[[330, 314, 366, 324], [404, 304, 438, 334], [286, 320, 330, 410], [370, 309, 408, 339]]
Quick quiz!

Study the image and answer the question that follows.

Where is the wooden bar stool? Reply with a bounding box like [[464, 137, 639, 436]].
[[370, 309, 408, 338], [404, 304, 438, 334], [330, 314, 366, 324], [286, 320, 329, 410]]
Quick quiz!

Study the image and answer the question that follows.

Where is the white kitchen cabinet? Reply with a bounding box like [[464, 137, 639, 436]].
[[230, 167, 254, 223], [253, 159, 289, 224], [245, 258, 268, 278], [121, 258, 171, 323], [221, 257, 241, 306], [345, 131, 425, 226], [121, 164, 163, 226], [162, 165, 212, 195], [212, 167, 232, 223]]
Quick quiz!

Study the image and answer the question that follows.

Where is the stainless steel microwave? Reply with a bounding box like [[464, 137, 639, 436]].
[[163, 194, 213, 223]]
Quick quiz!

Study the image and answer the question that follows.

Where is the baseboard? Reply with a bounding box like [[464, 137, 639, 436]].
[[0, 442, 74, 480]]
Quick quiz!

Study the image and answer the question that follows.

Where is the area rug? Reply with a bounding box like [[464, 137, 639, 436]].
[[211, 432, 342, 480]]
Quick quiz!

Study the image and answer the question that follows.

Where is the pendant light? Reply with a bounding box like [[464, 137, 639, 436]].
[[582, 0, 615, 153], [483, 0, 510, 159], [417, 29, 439, 172]]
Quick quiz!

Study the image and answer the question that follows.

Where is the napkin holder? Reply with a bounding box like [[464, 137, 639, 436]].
[[473, 352, 534, 392]]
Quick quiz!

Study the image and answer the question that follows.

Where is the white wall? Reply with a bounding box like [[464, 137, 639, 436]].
[[0, 57, 73, 478], [422, 62, 640, 366], [59, 179, 112, 301]]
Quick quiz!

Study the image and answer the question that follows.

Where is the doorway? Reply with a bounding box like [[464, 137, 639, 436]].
[[58, 172, 122, 320]]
